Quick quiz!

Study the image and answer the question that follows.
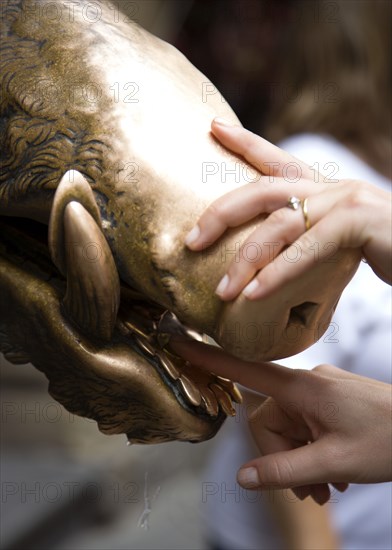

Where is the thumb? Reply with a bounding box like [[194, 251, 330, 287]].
[[237, 440, 342, 490]]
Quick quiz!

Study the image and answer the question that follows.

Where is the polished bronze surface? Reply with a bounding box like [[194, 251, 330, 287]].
[[0, 0, 360, 443]]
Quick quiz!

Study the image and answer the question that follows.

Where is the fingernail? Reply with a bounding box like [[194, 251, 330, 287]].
[[185, 225, 200, 246], [215, 274, 229, 296], [237, 467, 260, 488], [242, 279, 259, 298], [213, 117, 233, 127]]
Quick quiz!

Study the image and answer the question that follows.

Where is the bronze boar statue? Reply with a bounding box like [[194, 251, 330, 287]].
[[0, 0, 360, 443]]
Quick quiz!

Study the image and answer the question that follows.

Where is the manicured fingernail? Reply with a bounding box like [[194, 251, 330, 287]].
[[242, 279, 259, 298], [185, 225, 200, 246], [215, 274, 229, 296], [213, 117, 233, 127], [237, 467, 260, 488]]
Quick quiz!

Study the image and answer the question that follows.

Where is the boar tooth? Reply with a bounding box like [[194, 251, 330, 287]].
[[215, 375, 232, 385], [134, 335, 156, 357], [210, 384, 236, 417], [61, 201, 120, 341], [155, 351, 180, 380], [228, 384, 243, 404], [179, 375, 202, 407], [200, 386, 219, 417], [124, 319, 149, 340], [215, 376, 243, 404]]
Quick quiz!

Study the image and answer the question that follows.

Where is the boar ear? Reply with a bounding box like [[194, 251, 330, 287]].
[[49, 170, 120, 341]]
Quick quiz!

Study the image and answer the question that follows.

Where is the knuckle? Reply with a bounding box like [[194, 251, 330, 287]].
[[205, 197, 230, 225], [243, 131, 258, 150], [227, 261, 252, 283], [206, 201, 227, 222], [312, 363, 332, 375], [342, 181, 371, 210], [299, 230, 315, 252], [291, 368, 313, 382], [239, 240, 264, 266], [263, 455, 296, 488], [304, 367, 339, 397], [268, 207, 289, 226], [312, 363, 343, 379], [261, 255, 285, 284]]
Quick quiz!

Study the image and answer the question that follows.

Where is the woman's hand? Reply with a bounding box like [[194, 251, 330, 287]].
[[185, 118, 391, 299], [171, 338, 392, 504]]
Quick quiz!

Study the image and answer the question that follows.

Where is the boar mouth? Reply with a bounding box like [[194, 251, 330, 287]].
[[114, 287, 242, 421], [0, 208, 241, 444]]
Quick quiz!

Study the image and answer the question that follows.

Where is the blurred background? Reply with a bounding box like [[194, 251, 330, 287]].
[[1, 1, 391, 549]]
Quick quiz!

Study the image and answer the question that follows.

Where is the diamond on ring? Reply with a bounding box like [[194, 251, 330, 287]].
[[287, 196, 301, 210]]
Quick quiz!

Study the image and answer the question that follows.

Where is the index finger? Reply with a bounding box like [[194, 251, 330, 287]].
[[211, 119, 315, 180], [170, 338, 299, 400], [184, 177, 323, 251]]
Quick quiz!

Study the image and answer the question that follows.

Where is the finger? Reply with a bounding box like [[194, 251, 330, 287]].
[[185, 178, 324, 251], [205, 184, 348, 298], [248, 399, 312, 445], [170, 339, 299, 399], [248, 403, 319, 496], [238, 183, 356, 300], [242, 205, 358, 300], [216, 205, 308, 299], [211, 118, 315, 180], [184, 181, 269, 251], [237, 439, 345, 490]]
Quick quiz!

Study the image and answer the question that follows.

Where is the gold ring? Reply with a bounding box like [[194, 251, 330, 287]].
[[301, 198, 311, 231]]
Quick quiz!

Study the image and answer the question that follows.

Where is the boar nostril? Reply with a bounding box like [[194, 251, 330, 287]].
[[288, 301, 318, 327]]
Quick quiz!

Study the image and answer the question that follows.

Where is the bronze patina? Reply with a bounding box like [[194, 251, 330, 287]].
[[0, 0, 360, 443]]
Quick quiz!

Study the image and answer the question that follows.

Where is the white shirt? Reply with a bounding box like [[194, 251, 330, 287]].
[[202, 134, 392, 550]]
